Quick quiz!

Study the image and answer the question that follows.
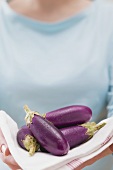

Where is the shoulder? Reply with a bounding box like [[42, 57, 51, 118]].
[[91, 0, 113, 35], [96, 0, 113, 19]]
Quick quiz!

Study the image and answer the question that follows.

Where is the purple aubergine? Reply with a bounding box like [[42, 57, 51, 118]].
[[42, 105, 92, 128], [40, 122, 106, 152], [60, 122, 106, 149], [24, 105, 70, 156], [17, 125, 39, 156]]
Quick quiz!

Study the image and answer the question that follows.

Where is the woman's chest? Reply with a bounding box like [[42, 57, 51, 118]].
[[0, 25, 110, 119], [0, 30, 109, 98]]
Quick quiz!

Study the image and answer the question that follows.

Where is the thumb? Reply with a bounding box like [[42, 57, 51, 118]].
[[1, 144, 11, 156], [5, 147, 11, 156], [109, 144, 113, 153], [0, 129, 10, 156]]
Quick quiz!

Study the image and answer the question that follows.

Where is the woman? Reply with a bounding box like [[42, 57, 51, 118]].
[[0, 0, 113, 169]]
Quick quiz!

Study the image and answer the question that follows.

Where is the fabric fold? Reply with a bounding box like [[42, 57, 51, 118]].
[[0, 110, 113, 170]]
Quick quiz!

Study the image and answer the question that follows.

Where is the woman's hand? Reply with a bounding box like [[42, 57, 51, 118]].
[[75, 143, 113, 170], [0, 129, 21, 170]]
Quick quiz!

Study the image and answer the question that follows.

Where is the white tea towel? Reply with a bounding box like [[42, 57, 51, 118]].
[[57, 133, 113, 170], [0, 110, 113, 170]]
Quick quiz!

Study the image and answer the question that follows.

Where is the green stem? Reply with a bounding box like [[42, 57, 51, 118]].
[[93, 122, 106, 131], [24, 105, 40, 125], [23, 135, 40, 156], [81, 122, 96, 128], [86, 122, 106, 137], [42, 113, 46, 118]]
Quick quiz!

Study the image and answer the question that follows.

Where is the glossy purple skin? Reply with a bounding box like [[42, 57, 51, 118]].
[[45, 105, 92, 128], [30, 115, 70, 156], [60, 125, 89, 149], [17, 125, 33, 150]]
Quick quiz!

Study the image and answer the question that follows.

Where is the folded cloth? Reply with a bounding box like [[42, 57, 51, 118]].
[[57, 134, 113, 170], [0, 110, 113, 170]]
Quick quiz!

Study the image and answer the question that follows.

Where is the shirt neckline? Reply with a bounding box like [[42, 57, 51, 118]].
[[1, 0, 96, 32]]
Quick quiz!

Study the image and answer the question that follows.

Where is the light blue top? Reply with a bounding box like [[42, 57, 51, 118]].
[[0, 0, 113, 170], [1, 0, 113, 126]]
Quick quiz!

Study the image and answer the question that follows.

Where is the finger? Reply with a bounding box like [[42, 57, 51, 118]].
[[0, 154, 19, 166], [1, 144, 11, 156], [8, 164, 22, 170], [0, 129, 10, 156], [4, 147, 11, 156], [109, 143, 113, 152], [0, 154, 21, 169], [0, 129, 7, 146]]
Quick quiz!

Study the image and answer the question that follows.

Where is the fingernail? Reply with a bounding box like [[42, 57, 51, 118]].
[[1, 145, 7, 155]]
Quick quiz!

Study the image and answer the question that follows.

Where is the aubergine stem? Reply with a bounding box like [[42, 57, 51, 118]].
[[24, 105, 40, 125], [81, 122, 96, 127], [42, 113, 46, 118], [23, 135, 40, 156], [81, 122, 97, 132], [82, 122, 106, 139]]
